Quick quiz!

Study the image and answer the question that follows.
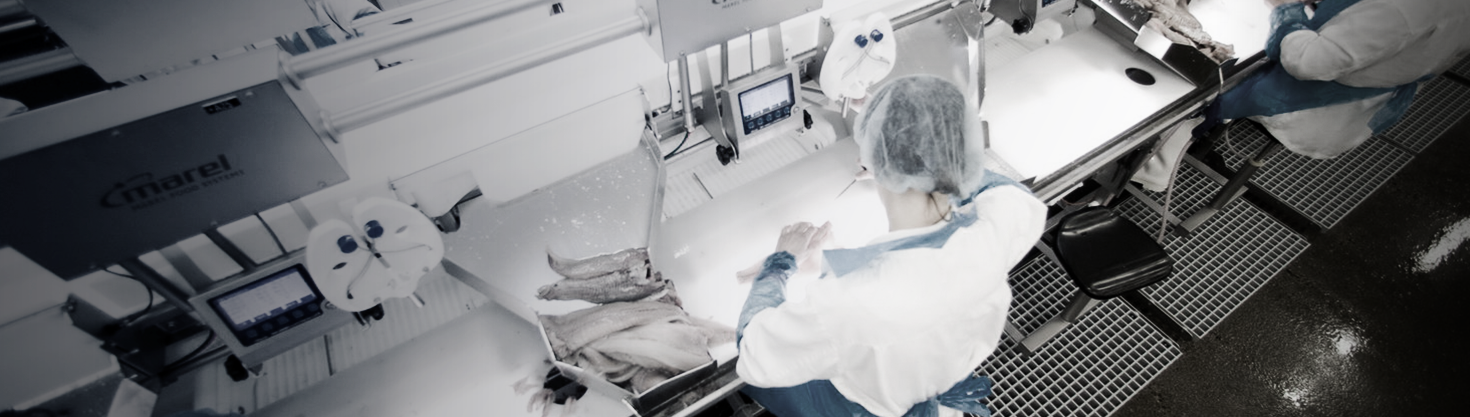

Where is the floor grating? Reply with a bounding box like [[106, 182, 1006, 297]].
[[981, 255, 1181, 417], [1218, 121, 1414, 228], [1119, 165, 1309, 338], [1450, 54, 1470, 80], [1378, 76, 1470, 153]]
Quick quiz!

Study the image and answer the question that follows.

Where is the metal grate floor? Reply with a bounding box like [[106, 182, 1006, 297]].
[[1378, 76, 1470, 153], [1119, 165, 1309, 338], [1217, 121, 1414, 228], [1449, 55, 1470, 79], [981, 256, 1181, 417]]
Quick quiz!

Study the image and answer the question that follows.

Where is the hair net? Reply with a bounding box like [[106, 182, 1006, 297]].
[[854, 75, 985, 197]]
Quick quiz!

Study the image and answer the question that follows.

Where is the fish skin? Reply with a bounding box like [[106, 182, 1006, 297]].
[[535, 264, 661, 304], [538, 301, 688, 359], [547, 247, 649, 279], [630, 368, 675, 394]]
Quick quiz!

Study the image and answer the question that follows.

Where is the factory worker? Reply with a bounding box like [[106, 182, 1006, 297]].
[[1134, 0, 1470, 190], [1210, 0, 1470, 158], [735, 75, 1046, 417]]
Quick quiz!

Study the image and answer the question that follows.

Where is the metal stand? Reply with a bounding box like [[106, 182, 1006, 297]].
[[1176, 130, 1284, 236]]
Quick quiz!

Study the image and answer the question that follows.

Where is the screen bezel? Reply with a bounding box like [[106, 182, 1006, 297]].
[[206, 263, 325, 346], [737, 74, 795, 127]]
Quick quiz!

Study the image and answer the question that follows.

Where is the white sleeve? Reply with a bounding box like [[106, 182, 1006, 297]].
[[1278, 2, 1414, 82], [969, 186, 1048, 269], [735, 300, 841, 388]]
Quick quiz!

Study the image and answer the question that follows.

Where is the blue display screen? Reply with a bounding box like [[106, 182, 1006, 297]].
[[208, 264, 324, 346], [738, 74, 795, 135]]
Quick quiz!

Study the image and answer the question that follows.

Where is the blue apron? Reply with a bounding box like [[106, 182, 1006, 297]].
[[1203, 0, 1424, 136]]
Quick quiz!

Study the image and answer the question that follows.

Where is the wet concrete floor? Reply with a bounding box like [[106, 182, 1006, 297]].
[[1116, 116, 1470, 415]]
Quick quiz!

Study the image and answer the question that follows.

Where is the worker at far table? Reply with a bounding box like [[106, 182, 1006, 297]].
[[733, 75, 1047, 417], [1207, 0, 1470, 158]]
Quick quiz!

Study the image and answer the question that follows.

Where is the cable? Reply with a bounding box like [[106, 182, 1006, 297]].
[[162, 330, 216, 372], [663, 131, 692, 160], [103, 268, 153, 323], [256, 213, 289, 257]]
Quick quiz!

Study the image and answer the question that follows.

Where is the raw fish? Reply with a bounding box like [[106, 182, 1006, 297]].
[[538, 301, 688, 358], [535, 264, 664, 304], [547, 247, 649, 279]]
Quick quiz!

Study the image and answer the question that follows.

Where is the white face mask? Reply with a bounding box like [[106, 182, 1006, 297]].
[[819, 13, 897, 102]]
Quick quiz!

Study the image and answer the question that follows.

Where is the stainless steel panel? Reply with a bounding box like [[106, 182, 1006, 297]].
[[23, 0, 319, 82], [0, 81, 347, 279], [639, 0, 823, 62]]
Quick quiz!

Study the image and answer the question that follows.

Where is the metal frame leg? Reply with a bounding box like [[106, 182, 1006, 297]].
[[1176, 139, 1284, 236], [1017, 291, 1101, 355]]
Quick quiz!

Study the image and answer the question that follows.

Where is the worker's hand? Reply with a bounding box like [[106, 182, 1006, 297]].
[[774, 221, 833, 277], [736, 222, 834, 283]]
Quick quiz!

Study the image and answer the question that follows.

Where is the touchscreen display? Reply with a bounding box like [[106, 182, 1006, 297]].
[[210, 265, 317, 332], [739, 75, 794, 122]]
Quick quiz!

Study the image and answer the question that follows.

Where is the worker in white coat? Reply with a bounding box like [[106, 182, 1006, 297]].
[[734, 75, 1046, 417], [1214, 0, 1470, 158], [1135, 0, 1470, 190]]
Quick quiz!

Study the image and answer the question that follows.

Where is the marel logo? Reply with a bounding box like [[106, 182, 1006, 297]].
[[100, 154, 242, 209]]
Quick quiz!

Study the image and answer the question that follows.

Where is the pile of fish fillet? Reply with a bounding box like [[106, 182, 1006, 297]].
[[535, 247, 736, 394], [1129, 0, 1235, 63]]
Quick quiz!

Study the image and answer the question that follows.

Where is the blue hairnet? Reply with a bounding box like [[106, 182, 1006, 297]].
[[855, 75, 985, 197]]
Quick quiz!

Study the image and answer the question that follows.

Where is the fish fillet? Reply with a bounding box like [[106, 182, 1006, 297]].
[[535, 264, 664, 304], [547, 247, 649, 279], [539, 301, 688, 359]]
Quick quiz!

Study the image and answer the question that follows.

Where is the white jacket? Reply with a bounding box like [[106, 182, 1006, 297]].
[[736, 186, 1046, 417], [1258, 0, 1470, 158]]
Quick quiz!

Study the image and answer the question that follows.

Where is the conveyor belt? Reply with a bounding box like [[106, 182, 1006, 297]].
[[1219, 122, 1415, 228], [1378, 76, 1470, 153], [984, 255, 1180, 417], [1119, 165, 1308, 338]]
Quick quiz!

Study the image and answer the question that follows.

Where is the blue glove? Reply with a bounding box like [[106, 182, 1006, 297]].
[[736, 251, 798, 345]]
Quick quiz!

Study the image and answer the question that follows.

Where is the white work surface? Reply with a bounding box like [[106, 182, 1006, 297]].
[[983, 26, 1196, 181], [985, 0, 1272, 182]]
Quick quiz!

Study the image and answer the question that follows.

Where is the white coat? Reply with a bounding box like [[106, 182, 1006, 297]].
[[736, 186, 1046, 417], [1256, 0, 1470, 158]]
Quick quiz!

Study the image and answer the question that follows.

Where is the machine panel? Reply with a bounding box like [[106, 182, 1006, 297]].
[[0, 81, 348, 279]]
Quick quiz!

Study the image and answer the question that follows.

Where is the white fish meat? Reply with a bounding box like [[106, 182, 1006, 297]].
[[539, 301, 688, 359], [547, 247, 649, 280], [588, 321, 715, 372]]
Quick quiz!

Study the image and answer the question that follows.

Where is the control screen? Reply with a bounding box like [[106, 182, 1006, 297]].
[[738, 74, 795, 135], [208, 264, 324, 346]]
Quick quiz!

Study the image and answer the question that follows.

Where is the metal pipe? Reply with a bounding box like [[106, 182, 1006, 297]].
[[326, 16, 644, 135], [0, 48, 81, 86], [678, 53, 697, 134], [118, 258, 195, 313], [0, 18, 36, 36], [282, 0, 546, 86]]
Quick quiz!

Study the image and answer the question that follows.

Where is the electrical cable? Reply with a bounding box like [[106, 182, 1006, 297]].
[[103, 268, 153, 323], [256, 213, 290, 257], [162, 330, 217, 372], [663, 131, 692, 160]]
